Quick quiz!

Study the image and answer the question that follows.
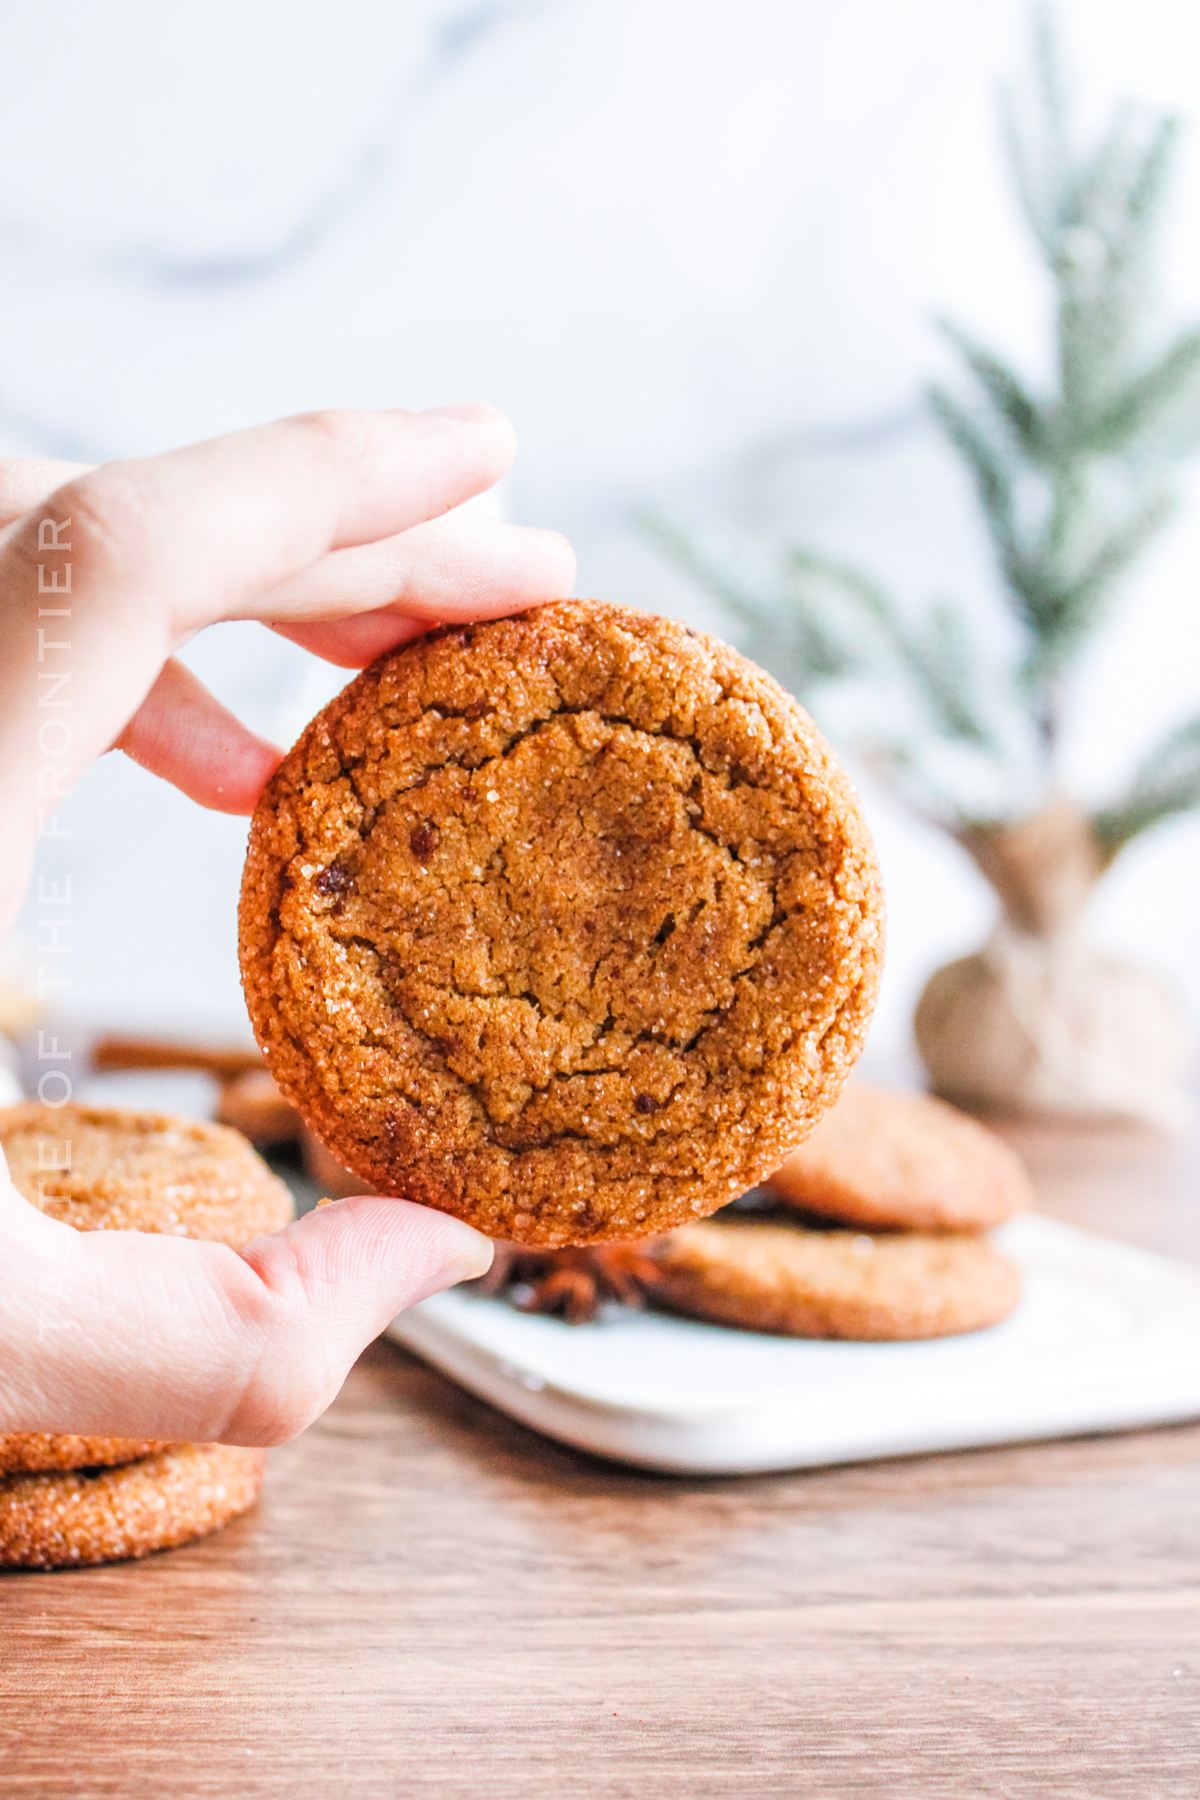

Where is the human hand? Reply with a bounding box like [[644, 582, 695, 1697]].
[[0, 406, 575, 1443]]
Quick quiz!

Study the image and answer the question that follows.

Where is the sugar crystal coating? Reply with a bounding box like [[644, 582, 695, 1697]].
[[0, 1103, 294, 1245], [239, 601, 885, 1245], [0, 1444, 265, 1569], [650, 1218, 1021, 1340]]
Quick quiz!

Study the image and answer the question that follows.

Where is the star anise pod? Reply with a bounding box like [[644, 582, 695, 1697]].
[[472, 1240, 666, 1325]]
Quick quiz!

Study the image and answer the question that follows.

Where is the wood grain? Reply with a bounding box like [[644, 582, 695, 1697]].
[[3, 1116, 1200, 1797]]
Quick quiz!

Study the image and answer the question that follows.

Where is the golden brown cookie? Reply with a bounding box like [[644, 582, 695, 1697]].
[[763, 1084, 1032, 1233], [0, 1106, 289, 1492], [0, 1443, 266, 1569], [0, 1103, 294, 1245], [647, 1217, 1021, 1340], [215, 1068, 302, 1147], [238, 601, 884, 1246], [300, 1128, 375, 1198], [0, 1434, 168, 1475]]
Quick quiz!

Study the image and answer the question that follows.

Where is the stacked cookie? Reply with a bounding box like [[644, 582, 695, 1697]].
[[0, 1104, 293, 1569], [484, 1085, 1032, 1340]]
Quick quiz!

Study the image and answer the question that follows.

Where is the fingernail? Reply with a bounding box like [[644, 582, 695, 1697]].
[[521, 526, 574, 551], [451, 1228, 495, 1282], [407, 1237, 494, 1307], [421, 401, 504, 425]]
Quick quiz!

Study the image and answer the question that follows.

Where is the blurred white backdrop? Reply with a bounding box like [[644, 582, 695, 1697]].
[[4, 0, 1199, 1070]]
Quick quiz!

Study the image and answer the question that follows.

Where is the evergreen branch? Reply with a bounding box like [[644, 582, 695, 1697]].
[[1032, 1, 1069, 171], [935, 319, 1048, 460], [1002, 542, 1076, 662], [1000, 99, 1055, 260], [1093, 714, 1200, 855], [927, 385, 1019, 553], [1019, 488, 1175, 685], [642, 512, 1003, 759], [1001, 4, 1070, 257], [641, 16, 1199, 849], [1077, 330, 1200, 454], [776, 550, 918, 690], [927, 382, 1073, 662], [1118, 114, 1178, 246], [1039, 463, 1086, 590], [784, 549, 896, 636], [909, 602, 999, 748], [784, 552, 1002, 750], [1066, 108, 1144, 253], [636, 509, 765, 621], [1057, 114, 1178, 407], [637, 511, 853, 687]]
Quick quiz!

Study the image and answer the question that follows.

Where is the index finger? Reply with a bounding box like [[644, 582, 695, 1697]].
[[0, 404, 517, 932], [28, 403, 516, 640], [0, 456, 92, 529], [1, 406, 517, 752]]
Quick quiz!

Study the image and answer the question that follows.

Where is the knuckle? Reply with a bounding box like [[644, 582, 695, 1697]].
[[55, 465, 155, 568], [289, 407, 372, 461], [256, 1387, 328, 1446]]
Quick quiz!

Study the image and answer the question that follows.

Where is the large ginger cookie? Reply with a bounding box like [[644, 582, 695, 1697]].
[[0, 1443, 265, 1569], [238, 602, 884, 1245], [648, 1217, 1021, 1340], [763, 1084, 1032, 1233], [0, 1103, 294, 1246]]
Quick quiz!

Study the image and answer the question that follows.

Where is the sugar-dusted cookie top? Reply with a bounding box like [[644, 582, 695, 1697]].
[[238, 601, 884, 1245], [650, 1217, 1021, 1341], [764, 1084, 1032, 1233], [0, 1103, 294, 1247]]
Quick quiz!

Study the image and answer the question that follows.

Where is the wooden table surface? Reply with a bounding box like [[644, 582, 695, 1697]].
[[3, 1114, 1200, 1798]]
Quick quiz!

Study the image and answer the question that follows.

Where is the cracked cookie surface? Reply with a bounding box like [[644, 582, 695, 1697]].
[[238, 601, 884, 1244]]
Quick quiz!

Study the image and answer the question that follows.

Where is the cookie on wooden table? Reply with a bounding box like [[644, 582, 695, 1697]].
[[239, 600, 884, 1246], [763, 1084, 1032, 1234], [0, 1102, 289, 1551], [0, 1434, 168, 1475], [0, 1102, 294, 1245], [647, 1217, 1021, 1341], [0, 1443, 266, 1569]]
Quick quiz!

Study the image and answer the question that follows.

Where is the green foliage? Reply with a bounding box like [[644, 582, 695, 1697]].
[[642, 511, 1043, 827], [648, 8, 1200, 848], [1094, 715, 1200, 858], [946, 10, 1200, 713]]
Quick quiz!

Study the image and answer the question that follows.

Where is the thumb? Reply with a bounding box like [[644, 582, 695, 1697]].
[[2, 1194, 491, 1446], [228, 1197, 492, 1442]]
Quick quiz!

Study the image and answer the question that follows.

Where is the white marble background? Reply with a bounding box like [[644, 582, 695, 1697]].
[[5, 0, 1200, 1073]]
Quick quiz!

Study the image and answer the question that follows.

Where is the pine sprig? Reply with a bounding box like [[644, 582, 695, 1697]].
[[932, 322, 1047, 463], [638, 511, 857, 685], [645, 8, 1200, 853], [1094, 716, 1200, 858]]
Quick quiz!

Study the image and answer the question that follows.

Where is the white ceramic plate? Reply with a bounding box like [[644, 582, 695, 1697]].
[[386, 1215, 1200, 1474]]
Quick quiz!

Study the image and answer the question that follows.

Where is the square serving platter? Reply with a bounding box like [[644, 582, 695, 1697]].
[[386, 1215, 1200, 1474]]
